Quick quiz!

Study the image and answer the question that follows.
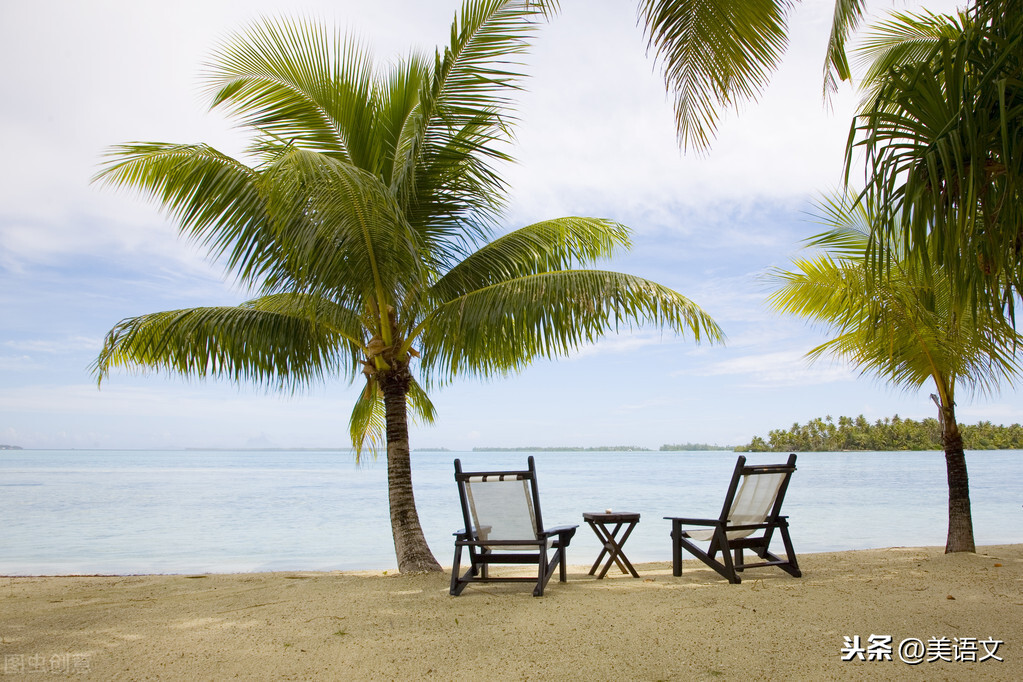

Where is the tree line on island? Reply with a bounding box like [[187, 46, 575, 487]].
[[473, 418, 1023, 453], [738, 416, 1023, 453]]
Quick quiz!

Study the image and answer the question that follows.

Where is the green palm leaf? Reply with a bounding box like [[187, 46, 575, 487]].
[[430, 217, 631, 301], [853, 10, 966, 109], [822, 0, 867, 95], [95, 304, 359, 391], [204, 17, 369, 161], [638, 0, 792, 151], [420, 270, 723, 382], [93, 143, 286, 287]]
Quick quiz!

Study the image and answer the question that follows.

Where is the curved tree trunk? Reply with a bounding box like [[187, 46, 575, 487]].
[[939, 404, 976, 553], [379, 365, 442, 573]]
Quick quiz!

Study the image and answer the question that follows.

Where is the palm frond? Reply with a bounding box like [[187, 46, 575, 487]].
[[92, 143, 287, 287], [853, 10, 965, 110], [419, 269, 724, 382], [392, 0, 552, 240], [822, 0, 868, 96], [349, 375, 437, 460], [94, 304, 359, 391], [638, 0, 792, 152], [349, 378, 386, 461], [850, 2, 1023, 308], [430, 217, 632, 301], [260, 148, 427, 312], [203, 17, 375, 162]]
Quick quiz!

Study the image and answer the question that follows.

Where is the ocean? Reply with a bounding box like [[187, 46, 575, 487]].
[[1, 449, 1020, 575]]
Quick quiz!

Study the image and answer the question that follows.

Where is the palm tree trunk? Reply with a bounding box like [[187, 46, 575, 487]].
[[940, 406, 976, 553], [379, 365, 442, 573]]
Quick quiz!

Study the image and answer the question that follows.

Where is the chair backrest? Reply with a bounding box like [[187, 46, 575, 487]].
[[720, 454, 797, 529], [454, 456, 545, 543]]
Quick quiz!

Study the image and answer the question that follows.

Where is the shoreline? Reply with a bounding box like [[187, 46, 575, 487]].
[[0, 541, 1017, 579], [2, 544, 1020, 679]]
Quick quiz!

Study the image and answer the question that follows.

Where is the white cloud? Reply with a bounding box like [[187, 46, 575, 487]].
[[694, 348, 858, 388], [4, 337, 98, 355], [0, 355, 40, 372], [564, 331, 677, 361]]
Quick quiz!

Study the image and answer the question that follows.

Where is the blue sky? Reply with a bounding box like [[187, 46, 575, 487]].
[[4, 0, 1010, 451]]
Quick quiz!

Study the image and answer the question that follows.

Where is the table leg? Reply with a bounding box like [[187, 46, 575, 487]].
[[587, 520, 640, 579]]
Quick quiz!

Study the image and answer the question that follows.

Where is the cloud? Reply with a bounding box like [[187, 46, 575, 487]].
[[3, 337, 98, 355], [694, 348, 857, 388], [564, 331, 675, 361], [0, 355, 40, 372]]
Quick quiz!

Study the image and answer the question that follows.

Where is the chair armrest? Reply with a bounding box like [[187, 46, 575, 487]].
[[452, 524, 492, 538], [541, 524, 577, 548], [664, 517, 722, 527]]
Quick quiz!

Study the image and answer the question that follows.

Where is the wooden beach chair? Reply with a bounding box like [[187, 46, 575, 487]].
[[666, 454, 801, 584], [450, 456, 577, 597]]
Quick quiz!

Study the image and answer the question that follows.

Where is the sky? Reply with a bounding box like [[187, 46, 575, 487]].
[[2, 0, 1011, 452]]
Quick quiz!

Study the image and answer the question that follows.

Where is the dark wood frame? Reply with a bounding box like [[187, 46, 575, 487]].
[[450, 456, 577, 597], [582, 512, 641, 578], [665, 454, 801, 584]]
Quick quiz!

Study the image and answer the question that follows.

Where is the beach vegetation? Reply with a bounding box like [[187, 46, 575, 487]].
[[767, 192, 1023, 553], [739, 414, 1023, 452], [91, 1, 722, 573]]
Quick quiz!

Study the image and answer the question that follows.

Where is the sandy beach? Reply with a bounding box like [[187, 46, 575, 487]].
[[2, 544, 1020, 680]]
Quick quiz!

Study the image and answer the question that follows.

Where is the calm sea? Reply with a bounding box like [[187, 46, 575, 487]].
[[1, 449, 1020, 575]]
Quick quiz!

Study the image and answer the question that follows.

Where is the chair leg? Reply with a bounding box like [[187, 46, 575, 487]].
[[449, 545, 460, 595], [671, 522, 683, 577], [674, 532, 741, 584], [777, 523, 801, 577], [714, 529, 740, 584], [450, 544, 470, 596], [534, 551, 548, 597]]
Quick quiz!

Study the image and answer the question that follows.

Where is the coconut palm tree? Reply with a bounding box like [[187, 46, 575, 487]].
[[92, 2, 723, 573], [767, 192, 1023, 552]]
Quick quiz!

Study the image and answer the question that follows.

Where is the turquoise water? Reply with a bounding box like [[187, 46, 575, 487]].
[[1, 449, 1020, 575]]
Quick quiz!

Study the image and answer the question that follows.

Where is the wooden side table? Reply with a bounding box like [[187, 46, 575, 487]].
[[583, 512, 641, 578]]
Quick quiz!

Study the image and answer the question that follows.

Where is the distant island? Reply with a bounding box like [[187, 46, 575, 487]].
[[738, 415, 1023, 452], [473, 443, 733, 452], [473, 446, 652, 452], [0, 444, 23, 450]]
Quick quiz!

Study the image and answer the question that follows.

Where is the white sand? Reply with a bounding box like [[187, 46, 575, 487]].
[[2, 545, 1020, 680]]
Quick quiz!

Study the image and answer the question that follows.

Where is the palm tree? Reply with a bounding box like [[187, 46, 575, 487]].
[[767, 192, 1023, 552], [636, 0, 877, 151], [848, 0, 1023, 312], [92, 2, 724, 573]]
